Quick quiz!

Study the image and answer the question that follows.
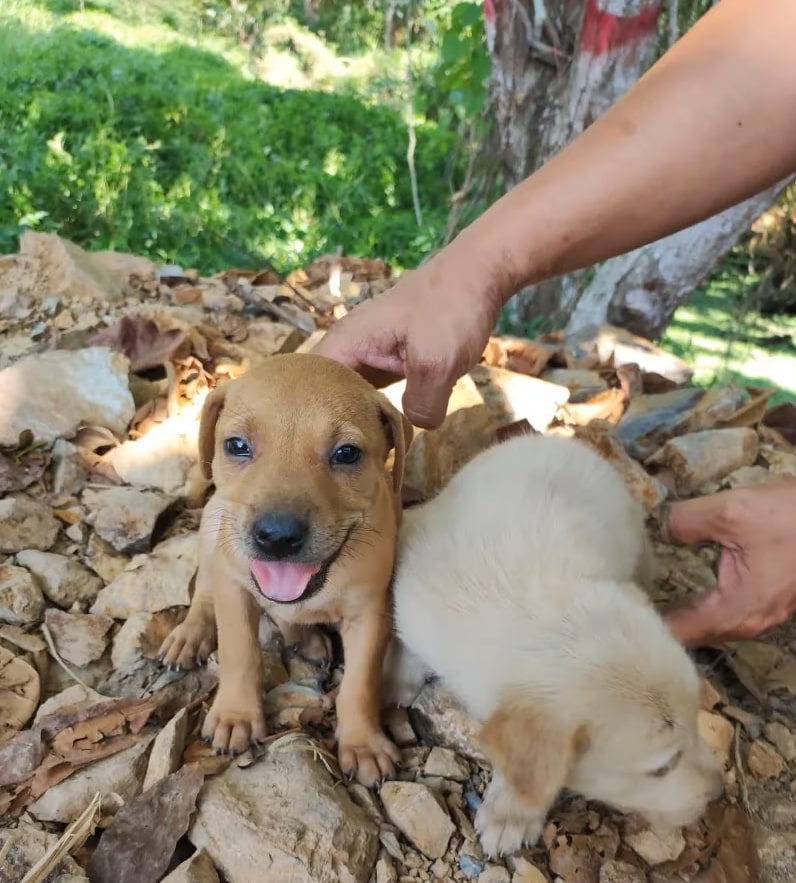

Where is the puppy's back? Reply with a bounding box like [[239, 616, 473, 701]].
[[393, 434, 651, 713]]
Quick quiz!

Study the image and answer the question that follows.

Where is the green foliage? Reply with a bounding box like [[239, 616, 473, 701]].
[[0, 4, 463, 272]]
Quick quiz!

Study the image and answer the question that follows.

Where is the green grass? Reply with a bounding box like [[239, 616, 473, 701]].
[[0, 0, 463, 273], [663, 250, 796, 404]]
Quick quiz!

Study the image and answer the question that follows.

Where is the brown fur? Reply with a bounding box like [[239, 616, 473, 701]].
[[159, 353, 412, 785]]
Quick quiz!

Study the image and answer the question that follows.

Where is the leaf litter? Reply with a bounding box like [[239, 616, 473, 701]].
[[0, 232, 795, 881]]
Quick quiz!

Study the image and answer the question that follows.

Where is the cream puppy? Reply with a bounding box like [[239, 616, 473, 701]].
[[386, 433, 723, 857]]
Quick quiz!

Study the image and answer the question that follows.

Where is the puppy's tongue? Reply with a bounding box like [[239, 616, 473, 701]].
[[250, 560, 321, 602]]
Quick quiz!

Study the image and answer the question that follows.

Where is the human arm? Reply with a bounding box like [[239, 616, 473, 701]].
[[315, 0, 796, 428]]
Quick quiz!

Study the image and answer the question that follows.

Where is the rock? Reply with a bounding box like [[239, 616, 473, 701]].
[[375, 853, 399, 883], [411, 681, 485, 762], [722, 705, 763, 739], [106, 410, 200, 495], [162, 850, 220, 883], [189, 747, 379, 883], [683, 385, 751, 432], [507, 857, 547, 883], [764, 722, 796, 762], [470, 364, 570, 433], [699, 677, 723, 711], [761, 447, 796, 477], [565, 324, 693, 385], [379, 781, 455, 859], [16, 550, 103, 608], [757, 828, 796, 883], [478, 866, 511, 883], [83, 486, 176, 554], [91, 533, 197, 619], [646, 428, 759, 495], [28, 736, 152, 823], [725, 465, 778, 489], [34, 683, 104, 724], [143, 708, 189, 791], [542, 368, 607, 402], [0, 496, 60, 553], [624, 827, 685, 866], [599, 860, 646, 883], [111, 611, 167, 677], [52, 438, 91, 495], [617, 388, 705, 461], [0, 564, 45, 625], [698, 710, 735, 767], [85, 532, 128, 583], [44, 608, 113, 666], [424, 747, 470, 782], [0, 347, 135, 446], [0, 820, 88, 882], [747, 739, 785, 779]]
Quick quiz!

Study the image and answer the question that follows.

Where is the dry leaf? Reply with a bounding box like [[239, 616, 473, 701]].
[[0, 646, 40, 734], [481, 335, 557, 377], [727, 641, 796, 697], [762, 402, 796, 445], [90, 315, 186, 373], [88, 764, 205, 883]]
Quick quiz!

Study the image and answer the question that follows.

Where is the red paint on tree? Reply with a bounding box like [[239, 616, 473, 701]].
[[579, 0, 662, 56], [482, 0, 497, 25]]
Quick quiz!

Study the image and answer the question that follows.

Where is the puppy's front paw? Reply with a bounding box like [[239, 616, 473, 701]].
[[202, 695, 267, 756], [159, 617, 217, 670], [475, 778, 545, 858], [338, 728, 401, 787]]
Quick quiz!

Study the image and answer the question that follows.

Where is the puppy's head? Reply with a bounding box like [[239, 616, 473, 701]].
[[480, 592, 723, 832], [199, 353, 412, 605]]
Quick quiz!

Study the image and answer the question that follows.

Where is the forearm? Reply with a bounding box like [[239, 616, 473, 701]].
[[448, 0, 796, 306]]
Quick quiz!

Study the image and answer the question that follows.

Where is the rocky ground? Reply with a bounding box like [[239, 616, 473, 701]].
[[2, 233, 796, 883]]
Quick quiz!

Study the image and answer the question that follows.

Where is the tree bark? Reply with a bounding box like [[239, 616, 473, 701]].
[[483, 0, 785, 339]]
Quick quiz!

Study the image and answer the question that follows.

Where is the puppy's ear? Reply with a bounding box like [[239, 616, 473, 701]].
[[198, 384, 228, 481], [478, 700, 589, 811], [378, 396, 414, 495]]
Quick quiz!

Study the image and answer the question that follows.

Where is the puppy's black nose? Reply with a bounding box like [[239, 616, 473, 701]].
[[252, 512, 309, 559]]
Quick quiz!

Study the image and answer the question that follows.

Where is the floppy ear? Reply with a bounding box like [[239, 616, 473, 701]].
[[378, 396, 414, 495], [478, 699, 589, 810], [198, 384, 228, 481]]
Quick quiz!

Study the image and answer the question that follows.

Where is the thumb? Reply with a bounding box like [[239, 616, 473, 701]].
[[663, 590, 728, 648], [401, 374, 454, 430], [663, 493, 732, 546]]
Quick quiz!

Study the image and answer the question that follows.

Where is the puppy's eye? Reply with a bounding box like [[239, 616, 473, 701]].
[[648, 750, 682, 778], [330, 444, 363, 467], [224, 437, 252, 458]]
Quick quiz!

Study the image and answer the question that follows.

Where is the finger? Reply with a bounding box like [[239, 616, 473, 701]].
[[663, 494, 732, 546], [663, 590, 735, 648], [402, 354, 456, 429]]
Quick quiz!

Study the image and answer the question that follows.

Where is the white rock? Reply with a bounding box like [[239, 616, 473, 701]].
[[599, 860, 646, 883], [34, 684, 104, 724], [0, 496, 59, 553], [0, 563, 45, 625], [143, 708, 189, 791], [0, 820, 88, 881], [423, 746, 470, 782], [91, 533, 197, 619], [83, 486, 176, 554], [28, 736, 152, 824], [189, 748, 379, 883], [374, 853, 398, 883], [106, 411, 200, 495], [51, 438, 91, 495], [765, 721, 796, 762], [161, 849, 220, 883], [0, 347, 134, 446], [479, 866, 511, 883], [624, 827, 685, 866], [379, 781, 455, 859], [16, 550, 103, 607], [44, 608, 113, 666]]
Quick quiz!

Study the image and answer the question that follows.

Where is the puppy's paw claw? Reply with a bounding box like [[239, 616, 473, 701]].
[[159, 618, 217, 670], [202, 698, 267, 757], [338, 730, 401, 788]]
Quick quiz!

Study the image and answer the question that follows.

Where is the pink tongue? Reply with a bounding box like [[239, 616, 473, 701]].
[[250, 560, 321, 602]]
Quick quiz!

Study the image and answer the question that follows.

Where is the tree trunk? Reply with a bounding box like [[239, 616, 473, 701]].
[[483, 0, 786, 339]]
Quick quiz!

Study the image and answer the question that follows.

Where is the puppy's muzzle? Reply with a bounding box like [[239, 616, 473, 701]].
[[252, 511, 309, 559]]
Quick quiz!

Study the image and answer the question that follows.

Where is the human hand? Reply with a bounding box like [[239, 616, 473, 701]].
[[312, 248, 504, 429], [662, 479, 796, 646]]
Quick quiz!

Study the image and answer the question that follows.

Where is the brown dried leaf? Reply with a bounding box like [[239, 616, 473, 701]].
[[0, 447, 49, 493], [0, 646, 40, 735], [692, 805, 760, 883], [88, 764, 205, 883], [89, 315, 186, 373], [481, 336, 557, 377], [763, 401, 796, 445]]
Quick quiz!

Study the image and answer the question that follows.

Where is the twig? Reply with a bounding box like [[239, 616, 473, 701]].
[[733, 723, 752, 817], [21, 792, 101, 883], [404, 4, 423, 228], [0, 831, 18, 867], [41, 622, 107, 696]]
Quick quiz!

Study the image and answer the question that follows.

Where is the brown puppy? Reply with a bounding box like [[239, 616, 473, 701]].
[[159, 353, 412, 786]]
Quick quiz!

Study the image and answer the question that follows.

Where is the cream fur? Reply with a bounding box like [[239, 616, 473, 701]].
[[386, 433, 723, 857]]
